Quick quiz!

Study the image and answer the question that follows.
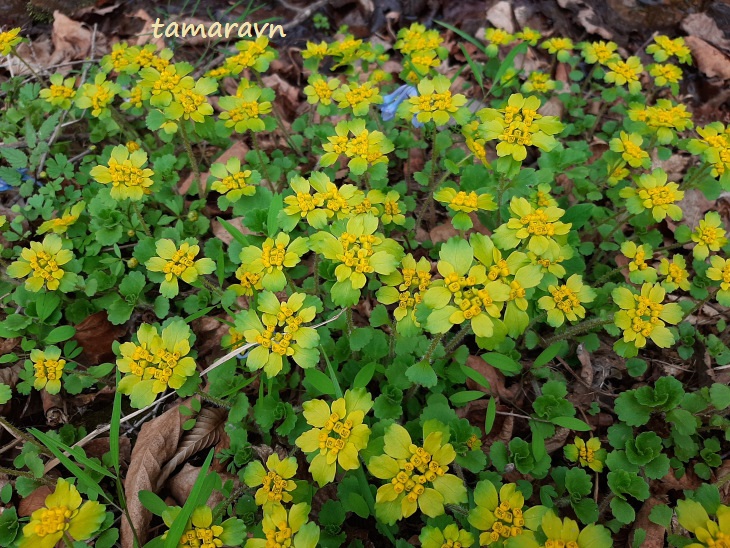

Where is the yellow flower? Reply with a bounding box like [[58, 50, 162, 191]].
[[90, 144, 154, 201], [627, 99, 693, 144], [244, 503, 320, 548], [604, 56, 644, 93], [521, 72, 556, 94], [564, 437, 607, 472], [420, 523, 474, 548], [539, 511, 613, 548], [74, 72, 120, 118], [0, 27, 22, 55], [708, 255, 730, 307], [538, 274, 595, 327], [468, 481, 544, 546], [659, 255, 691, 292], [302, 40, 328, 61], [620, 168, 684, 222], [332, 81, 382, 116], [405, 75, 467, 126], [239, 232, 309, 292], [647, 35, 692, 64], [116, 321, 197, 408], [162, 505, 245, 548], [408, 49, 442, 75], [620, 241, 658, 284], [368, 421, 467, 525], [493, 196, 571, 255], [226, 36, 277, 73], [381, 190, 406, 225], [146, 239, 215, 298], [541, 37, 574, 62], [320, 119, 394, 176], [29, 346, 66, 394], [377, 254, 432, 336], [612, 283, 683, 350], [676, 500, 730, 548], [691, 211, 728, 260], [243, 453, 298, 510], [19, 478, 105, 548], [650, 63, 683, 86], [516, 27, 542, 46], [39, 73, 76, 109], [218, 86, 274, 133], [231, 266, 263, 297], [7, 234, 75, 292], [38, 202, 85, 235], [394, 23, 444, 55], [434, 187, 497, 230], [484, 28, 514, 56], [100, 42, 133, 73], [580, 40, 619, 65], [295, 388, 372, 486], [303, 73, 340, 107], [609, 131, 649, 168], [209, 157, 260, 202]]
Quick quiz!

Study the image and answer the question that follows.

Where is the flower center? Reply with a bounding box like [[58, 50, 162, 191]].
[[108, 160, 147, 188], [264, 521, 293, 548], [550, 285, 580, 313], [35, 506, 74, 537], [162, 248, 197, 279], [318, 412, 353, 455], [487, 500, 525, 542], [34, 357, 66, 381]]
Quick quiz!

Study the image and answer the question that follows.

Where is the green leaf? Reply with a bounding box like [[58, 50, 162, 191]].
[[216, 217, 249, 247], [460, 364, 491, 390], [139, 490, 169, 516], [405, 360, 438, 388], [449, 390, 485, 406], [710, 383, 730, 410], [163, 450, 216, 548], [551, 416, 592, 431], [369, 305, 390, 327], [349, 328, 374, 352], [44, 325, 76, 344], [304, 369, 337, 396], [482, 352, 521, 375], [0, 507, 18, 546], [267, 192, 283, 238], [484, 397, 496, 435], [119, 271, 146, 298], [460, 44, 483, 87], [352, 362, 376, 389], [533, 342, 562, 368], [649, 503, 672, 528], [491, 42, 529, 91], [35, 292, 61, 323], [0, 147, 28, 169], [561, 204, 594, 230]]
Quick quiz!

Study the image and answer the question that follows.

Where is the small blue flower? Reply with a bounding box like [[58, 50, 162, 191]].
[[0, 168, 38, 192], [380, 84, 423, 128]]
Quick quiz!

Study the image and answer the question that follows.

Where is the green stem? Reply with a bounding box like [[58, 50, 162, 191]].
[[131, 201, 151, 237], [354, 464, 397, 546], [542, 316, 615, 346], [252, 132, 276, 193], [14, 53, 44, 82], [444, 324, 472, 355], [586, 101, 610, 141], [346, 307, 354, 338], [200, 277, 226, 299], [422, 333, 445, 365], [62, 533, 75, 548], [414, 154, 473, 230], [0, 417, 52, 457], [312, 253, 320, 297], [213, 485, 248, 522], [681, 162, 714, 191], [180, 122, 203, 199], [0, 466, 54, 485], [195, 389, 232, 409]]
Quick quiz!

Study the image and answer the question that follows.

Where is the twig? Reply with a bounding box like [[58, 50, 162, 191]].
[[279, 0, 331, 30]]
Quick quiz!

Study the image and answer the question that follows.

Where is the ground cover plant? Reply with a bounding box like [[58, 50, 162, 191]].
[[0, 12, 730, 548]]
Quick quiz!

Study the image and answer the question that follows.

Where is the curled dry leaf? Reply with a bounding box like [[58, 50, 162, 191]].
[[684, 36, 730, 80], [121, 403, 184, 548], [544, 427, 571, 454], [157, 406, 228, 488], [682, 13, 730, 51], [465, 354, 517, 400], [486, 1, 517, 33], [631, 497, 667, 548], [52, 11, 94, 63], [41, 390, 67, 427]]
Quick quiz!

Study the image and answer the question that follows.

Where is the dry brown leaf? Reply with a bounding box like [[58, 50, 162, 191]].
[[85, 436, 131, 465], [682, 13, 730, 51], [716, 459, 730, 504], [122, 404, 184, 547], [41, 391, 67, 427], [676, 189, 715, 232], [486, 1, 516, 33], [73, 311, 126, 366], [211, 216, 253, 246], [262, 74, 301, 121], [158, 406, 228, 487], [179, 141, 249, 195], [631, 497, 667, 548], [465, 355, 516, 401], [132, 9, 166, 49], [685, 36, 730, 80], [52, 11, 93, 63], [18, 485, 53, 517], [429, 223, 460, 244], [544, 427, 571, 454], [168, 463, 232, 507]]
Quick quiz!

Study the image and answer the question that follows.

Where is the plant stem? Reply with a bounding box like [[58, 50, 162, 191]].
[[444, 324, 472, 356], [131, 201, 151, 237], [180, 122, 203, 199], [213, 484, 248, 522], [0, 466, 54, 486], [542, 316, 615, 346], [346, 307, 354, 338], [195, 389, 231, 409], [312, 253, 320, 297], [251, 132, 276, 193], [422, 333, 445, 365], [414, 154, 473, 230], [587, 101, 610, 141]]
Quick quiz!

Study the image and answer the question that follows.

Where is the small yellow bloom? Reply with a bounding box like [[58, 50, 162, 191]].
[[146, 239, 215, 298], [620, 168, 684, 222], [564, 437, 607, 472], [7, 234, 75, 292], [89, 144, 154, 201], [0, 28, 22, 55], [332, 81, 382, 116], [406, 75, 467, 126], [209, 157, 260, 202], [243, 453, 298, 510], [612, 283, 683, 350], [650, 63, 683, 86], [609, 131, 649, 168], [691, 211, 728, 260], [538, 274, 595, 327], [39, 73, 76, 109], [647, 35, 692, 64], [38, 202, 85, 235], [75, 72, 120, 118], [659, 255, 691, 292], [19, 478, 105, 548], [303, 73, 340, 107], [621, 241, 657, 284], [580, 40, 619, 65], [605, 56, 644, 93], [29, 346, 66, 394], [541, 37, 574, 61]]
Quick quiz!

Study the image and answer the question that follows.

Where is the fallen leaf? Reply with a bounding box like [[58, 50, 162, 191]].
[[131, 9, 165, 49], [682, 12, 730, 51], [675, 189, 716, 232], [51, 11, 93, 63], [429, 223, 459, 244], [41, 391, 67, 427], [486, 1, 516, 33], [464, 355, 517, 401], [168, 463, 233, 507], [685, 36, 730, 80], [73, 311, 126, 366], [631, 497, 667, 548], [211, 216, 253, 246], [122, 403, 184, 547], [18, 485, 53, 517], [158, 406, 227, 488]]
